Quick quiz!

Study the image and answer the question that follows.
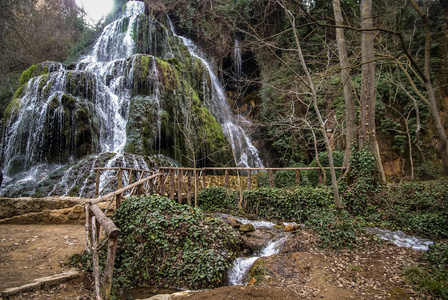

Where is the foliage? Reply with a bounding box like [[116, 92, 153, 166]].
[[374, 179, 448, 239], [305, 207, 361, 250], [197, 186, 333, 223], [404, 243, 448, 298], [342, 148, 381, 216], [110, 195, 241, 292], [308, 151, 344, 187], [196, 187, 238, 211]]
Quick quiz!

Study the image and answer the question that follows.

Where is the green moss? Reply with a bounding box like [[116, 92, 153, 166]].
[[156, 58, 179, 91], [199, 106, 227, 150], [3, 85, 25, 121], [19, 63, 51, 85], [140, 55, 150, 78], [248, 258, 268, 284], [61, 95, 76, 110], [19, 65, 38, 85]]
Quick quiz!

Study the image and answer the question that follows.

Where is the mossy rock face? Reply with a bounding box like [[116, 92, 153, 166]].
[[19, 61, 63, 85], [135, 15, 170, 57], [124, 51, 233, 166]]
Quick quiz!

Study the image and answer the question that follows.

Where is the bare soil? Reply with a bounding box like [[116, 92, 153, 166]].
[[0, 224, 428, 300]]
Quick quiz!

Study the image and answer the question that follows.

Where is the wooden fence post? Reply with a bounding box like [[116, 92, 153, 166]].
[[170, 169, 175, 200], [202, 169, 206, 189], [95, 170, 100, 198], [160, 171, 165, 196], [85, 205, 92, 254], [187, 171, 192, 206], [177, 170, 183, 204], [318, 169, 322, 184], [269, 169, 274, 187], [91, 216, 101, 300], [247, 170, 252, 190], [225, 169, 229, 188], [116, 169, 122, 209], [102, 236, 118, 300]]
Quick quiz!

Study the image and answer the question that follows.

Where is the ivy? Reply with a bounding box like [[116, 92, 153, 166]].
[[109, 195, 241, 293]]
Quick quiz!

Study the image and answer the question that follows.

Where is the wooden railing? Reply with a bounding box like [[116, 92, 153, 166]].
[[157, 166, 347, 204], [87, 165, 346, 298], [86, 171, 162, 299]]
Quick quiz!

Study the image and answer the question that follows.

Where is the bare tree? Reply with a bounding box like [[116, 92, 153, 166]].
[[332, 0, 357, 172], [359, 0, 386, 182], [278, 0, 342, 210]]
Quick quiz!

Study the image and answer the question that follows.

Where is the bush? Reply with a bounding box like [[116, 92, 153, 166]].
[[308, 151, 344, 187], [404, 243, 448, 298], [197, 186, 333, 223], [196, 186, 238, 211], [343, 148, 380, 216], [110, 195, 241, 292], [305, 208, 361, 250]]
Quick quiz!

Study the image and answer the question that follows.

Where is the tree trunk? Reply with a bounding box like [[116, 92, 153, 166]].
[[410, 0, 448, 176], [332, 0, 356, 171], [280, 1, 342, 209], [360, 0, 386, 182]]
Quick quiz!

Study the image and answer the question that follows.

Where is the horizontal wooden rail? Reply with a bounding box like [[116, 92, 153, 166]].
[[159, 167, 347, 171], [90, 173, 162, 205], [89, 204, 120, 238]]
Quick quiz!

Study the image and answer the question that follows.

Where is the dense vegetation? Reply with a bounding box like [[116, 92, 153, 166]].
[[196, 148, 448, 297], [107, 195, 241, 293]]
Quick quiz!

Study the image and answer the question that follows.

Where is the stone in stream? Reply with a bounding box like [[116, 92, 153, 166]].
[[222, 216, 242, 229], [283, 224, 294, 232], [239, 223, 256, 232]]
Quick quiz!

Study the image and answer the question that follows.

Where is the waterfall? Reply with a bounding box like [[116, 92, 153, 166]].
[[234, 39, 243, 79], [168, 19, 264, 169], [0, 1, 263, 196]]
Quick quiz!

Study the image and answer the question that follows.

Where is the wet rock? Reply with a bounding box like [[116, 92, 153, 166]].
[[239, 223, 255, 232], [222, 216, 242, 229], [283, 224, 294, 232]]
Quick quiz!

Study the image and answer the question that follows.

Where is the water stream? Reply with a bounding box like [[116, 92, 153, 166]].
[[366, 227, 434, 251], [218, 214, 295, 285]]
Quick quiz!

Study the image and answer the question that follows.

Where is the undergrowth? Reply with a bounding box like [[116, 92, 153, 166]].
[[404, 243, 448, 298], [107, 195, 241, 294]]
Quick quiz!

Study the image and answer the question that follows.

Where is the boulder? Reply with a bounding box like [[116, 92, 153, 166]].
[[222, 216, 242, 229], [239, 223, 256, 232], [283, 224, 294, 232]]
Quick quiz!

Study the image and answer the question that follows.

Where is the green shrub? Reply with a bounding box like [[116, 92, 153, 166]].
[[196, 186, 238, 211], [308, 151, 344, 186], [110, 195, 241, 292], [343, 148, 380, 216], [404, 243, 448, 298], [375, 179, 448, 239], [256, 171, 270, 187], [305, 208, 361, 250], [274, 169, 296, 188], [197, 186, 333, 223]]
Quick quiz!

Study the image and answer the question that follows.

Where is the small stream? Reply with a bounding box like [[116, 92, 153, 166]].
[[218, 215, 435, 286], [366, 227, 434, 251], [218, 214, 297, 285]]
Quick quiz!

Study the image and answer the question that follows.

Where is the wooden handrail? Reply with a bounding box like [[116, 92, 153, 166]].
[[90, 173, 162, 205], [89, 204, 120, 238], [159, 167, 347, 171]]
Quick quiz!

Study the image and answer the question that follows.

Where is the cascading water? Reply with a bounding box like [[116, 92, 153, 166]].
[[233, 39, 243, 79], [0, 1, 264, 196], [219, 214, 294, 285], [168, 20, 264, 169]]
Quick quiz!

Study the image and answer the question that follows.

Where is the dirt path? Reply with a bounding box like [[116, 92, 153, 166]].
[[0, 224, 427, 300], [0, 224, 91, 297]]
